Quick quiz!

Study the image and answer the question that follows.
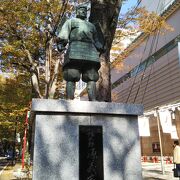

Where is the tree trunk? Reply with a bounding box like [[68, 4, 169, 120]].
[[31, 74, 42, 98], [24, 49, 42, 98], [90, 0, 122, 102], [96, 54, 111, 102], [49, 57, 61, 98], [45, 38, 52, 98]]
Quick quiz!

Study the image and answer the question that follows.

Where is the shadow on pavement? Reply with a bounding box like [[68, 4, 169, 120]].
[[143, 169, 167, 174], [144, 178, 166, 180]]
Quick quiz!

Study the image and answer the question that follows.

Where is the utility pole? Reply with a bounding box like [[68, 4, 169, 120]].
[[156, 108, 165, 174], [22, 111, 29, 169], [12, 121, 17, 166], [178, 42, 180, 65]]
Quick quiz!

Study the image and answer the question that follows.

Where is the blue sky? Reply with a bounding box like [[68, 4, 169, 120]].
[[121, 0, 138, 14]]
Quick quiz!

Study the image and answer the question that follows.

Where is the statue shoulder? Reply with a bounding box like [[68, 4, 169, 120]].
[[69, 18, 82, 26], [61, 18, 80, 29], [71, 17, 81, 23], [65, 18, 73, 24], [86, 21, 96, 29]]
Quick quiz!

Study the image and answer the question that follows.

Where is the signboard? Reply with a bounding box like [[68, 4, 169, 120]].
[[79, 126, 104, 180]]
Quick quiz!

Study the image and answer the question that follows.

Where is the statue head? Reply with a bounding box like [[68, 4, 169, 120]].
[[76, 5, 87, 20]]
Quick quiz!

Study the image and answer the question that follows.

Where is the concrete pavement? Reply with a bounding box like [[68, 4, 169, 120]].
[[0, 160, 32, 180], [142, 162, 179, 180], [0, 160, 179, 180]]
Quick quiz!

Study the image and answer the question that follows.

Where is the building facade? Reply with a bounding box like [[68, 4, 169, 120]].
[[111, 0, 180, 157]]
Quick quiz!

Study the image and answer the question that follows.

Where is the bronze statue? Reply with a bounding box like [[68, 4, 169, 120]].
[[57, 5, 104, 101]]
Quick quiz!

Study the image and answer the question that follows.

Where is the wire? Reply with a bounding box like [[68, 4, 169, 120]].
[[140, 30, 160, 104], [125, 0, 162, 103], [132, 32, 159, 103], [132, 3, 161, 103], [125, 36, 150, 103]]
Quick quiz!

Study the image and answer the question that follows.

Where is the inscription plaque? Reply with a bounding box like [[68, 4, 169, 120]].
[[79, 126, 104, 180]]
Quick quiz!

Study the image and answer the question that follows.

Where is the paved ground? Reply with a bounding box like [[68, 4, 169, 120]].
[[142, 162, 179, 180], [0, 159, 180, 180], [0, 158, 31, 180], [0, 161, 16, 180]]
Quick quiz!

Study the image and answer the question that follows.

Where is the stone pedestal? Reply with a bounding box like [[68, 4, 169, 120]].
[[31, 99, 143, 180]]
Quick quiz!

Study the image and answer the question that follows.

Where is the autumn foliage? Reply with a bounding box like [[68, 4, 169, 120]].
[[0, 0, 73, 99]]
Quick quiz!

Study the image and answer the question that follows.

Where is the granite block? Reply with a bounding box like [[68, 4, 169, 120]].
[[32, 99, 143, 180], [91, 115, 142, 180], [31, 98, 143, 115]]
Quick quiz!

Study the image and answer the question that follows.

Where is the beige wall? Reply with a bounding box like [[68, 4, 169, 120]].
[[111, 8, 180, 110], [111, 8, 180, 85], [140, 0, 175, 14], [113, 48, 180, 110]]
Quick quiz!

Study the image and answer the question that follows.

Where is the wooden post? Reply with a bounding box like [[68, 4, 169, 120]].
[[156, 108, 165, 174]]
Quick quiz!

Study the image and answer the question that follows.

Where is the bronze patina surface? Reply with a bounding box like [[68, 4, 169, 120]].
[[58, 5, 103, 101]]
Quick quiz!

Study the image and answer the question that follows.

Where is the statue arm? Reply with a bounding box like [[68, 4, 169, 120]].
[[58, 19, 71, 40], [57, 19, 71, 50]]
